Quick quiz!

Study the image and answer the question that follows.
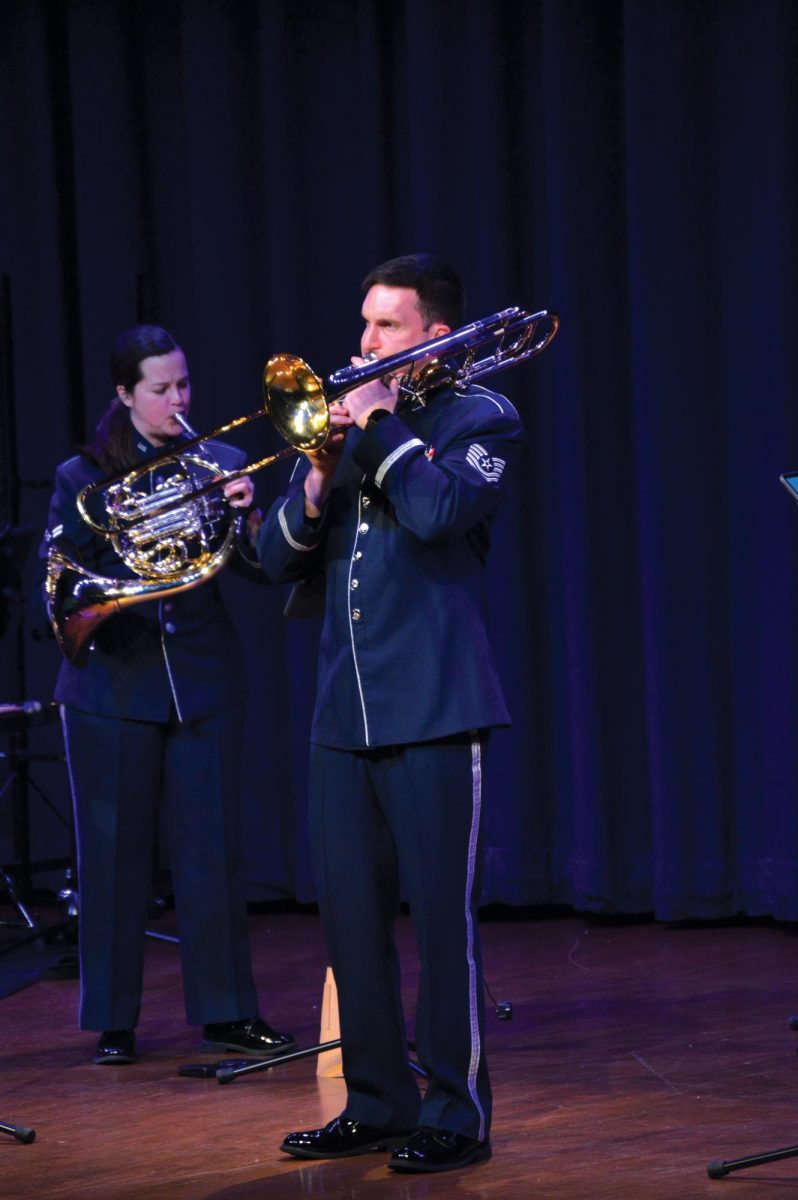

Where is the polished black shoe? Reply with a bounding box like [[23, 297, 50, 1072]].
[[280, 1115, 415, 1160], [200, 1017, 295, 1057], [93, 1029, 138, 1065], [388, 1126, 492, 1173]]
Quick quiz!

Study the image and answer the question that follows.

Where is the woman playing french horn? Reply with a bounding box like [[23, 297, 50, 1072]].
[[38, 324, 293, 1066]]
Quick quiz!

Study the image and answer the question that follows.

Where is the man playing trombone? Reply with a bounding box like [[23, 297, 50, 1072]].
[[257, 254, 524, 1173]]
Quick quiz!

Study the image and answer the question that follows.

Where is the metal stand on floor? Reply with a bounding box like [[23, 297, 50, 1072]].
[[178, 1039, 428, 1085], [178, 967, 427, 1085], [708, 1143, 798, 1179], [0, 862, 76, 957], [0, 1120, 35, 1144], [707, 1013, 798, 1178], [177, 967, 508, 1085], [0, 864, 37, 935], [178, 1039, 344, 1082], [0, 701, 76, 955]]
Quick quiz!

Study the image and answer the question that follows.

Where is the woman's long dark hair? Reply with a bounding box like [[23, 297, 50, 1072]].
[[83, 325, 180, 474]]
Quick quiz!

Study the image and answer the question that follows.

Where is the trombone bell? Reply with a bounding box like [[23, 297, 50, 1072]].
[[262, 354, 330, 452]]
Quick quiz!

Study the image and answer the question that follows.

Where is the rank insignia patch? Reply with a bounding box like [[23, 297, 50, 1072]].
[[465, 443, 505, 483]]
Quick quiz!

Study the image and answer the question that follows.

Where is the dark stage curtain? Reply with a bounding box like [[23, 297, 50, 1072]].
[[2, 0, 798, 918]]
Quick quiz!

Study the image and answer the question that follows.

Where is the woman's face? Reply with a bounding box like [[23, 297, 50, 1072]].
[[118, 348, 191, 446]]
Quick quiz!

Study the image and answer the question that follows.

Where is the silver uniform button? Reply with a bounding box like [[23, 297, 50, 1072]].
[[164, 622, 176, 634], [351, 579, 359, 590], [362, 495, 371, 507], [359, 522, 369, 534], [354, 550, 363, 561], [352, 609, 362, 621]]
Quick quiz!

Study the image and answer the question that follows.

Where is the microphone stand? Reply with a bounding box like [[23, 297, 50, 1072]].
[[178, 1038, 427, 1085], [707, 1014, 798, 1178], [176, 986, 508, 1085], [179, 1038, 342, 1083], [708, 1142, 798, 1179], [0, 1120, 35, 1143]]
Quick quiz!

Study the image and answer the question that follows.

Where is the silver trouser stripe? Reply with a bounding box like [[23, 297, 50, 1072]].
[[279, 499, 318, 552], [59, 705, 87, 1017], [374, 438, 424, 489], [466, 733, 486, 1140]]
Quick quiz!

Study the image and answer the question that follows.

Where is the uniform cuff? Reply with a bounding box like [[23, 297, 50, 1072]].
[[353, 412, 425, 483]]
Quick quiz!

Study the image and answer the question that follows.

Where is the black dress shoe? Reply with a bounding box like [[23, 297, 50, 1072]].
[[388, 1126, 492, 1172], [280, 1115, 415, 1159], [200, 1017, 295, 1057], [93, 1029, 138, 1065]]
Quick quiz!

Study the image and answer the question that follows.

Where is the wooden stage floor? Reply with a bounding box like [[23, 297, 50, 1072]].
[[3, 908, 798, 1198]]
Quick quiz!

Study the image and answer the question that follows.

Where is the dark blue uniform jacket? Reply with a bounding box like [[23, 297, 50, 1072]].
[[257, 382, 523, 750], [40, 434, 261, 724]]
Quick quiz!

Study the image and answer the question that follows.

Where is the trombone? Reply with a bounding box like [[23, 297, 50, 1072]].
[[47, 306, 559, 663], [79, 306, 559, 534]]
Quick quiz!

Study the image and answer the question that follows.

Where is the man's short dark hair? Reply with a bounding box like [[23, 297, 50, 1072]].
[[361, 254, 466, 331]]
